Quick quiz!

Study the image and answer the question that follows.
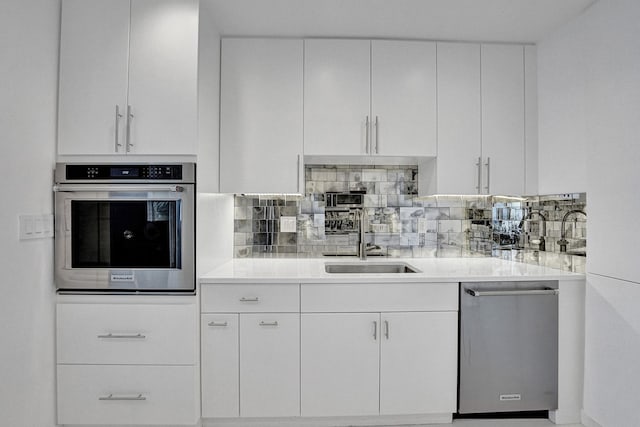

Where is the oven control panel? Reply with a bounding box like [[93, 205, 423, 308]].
[[64, 164, 184, 180]]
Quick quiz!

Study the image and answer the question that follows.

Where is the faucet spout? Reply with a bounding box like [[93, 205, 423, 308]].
[[522, 210, 548, 251], [558, 209, 587, 252], [356, 209, 367, 260]]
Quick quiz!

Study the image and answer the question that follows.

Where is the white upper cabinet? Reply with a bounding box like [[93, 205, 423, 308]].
[[371, 40, 437, 157], [436, 42, 482, 194], [220, 38, 304, 194], [58, 0, 130, 156], [524, 45, 539, 196], [435, 42, 527, 195], [481, 44, 526, 196], [57, 0, 198, 156], [304, 39, 437, 157], [126, 0, 198, 155], [304, 39, 371, 156]]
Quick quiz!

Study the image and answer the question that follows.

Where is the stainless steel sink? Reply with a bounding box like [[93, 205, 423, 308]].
[[324, 262, 419, 274]]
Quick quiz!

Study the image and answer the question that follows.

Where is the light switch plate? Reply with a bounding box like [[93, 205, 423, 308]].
[[280, 216, 297, 232], [19, 214, 54, 240]]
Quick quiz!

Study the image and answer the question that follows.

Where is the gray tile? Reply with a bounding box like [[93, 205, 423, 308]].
[[234, 220, 251, 233], [362, 169, 387, 182], [400, 207, 425, 220]]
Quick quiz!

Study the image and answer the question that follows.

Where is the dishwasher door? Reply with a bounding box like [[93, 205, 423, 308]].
[[458, 281, 558, 414]]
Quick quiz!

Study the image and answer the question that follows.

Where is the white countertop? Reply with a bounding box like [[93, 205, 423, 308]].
[[200, 257, 585, 284]]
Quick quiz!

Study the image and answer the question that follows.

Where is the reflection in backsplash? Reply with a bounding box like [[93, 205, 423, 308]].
[[492, 194, 587, 254], [233, 164, 587, 272]]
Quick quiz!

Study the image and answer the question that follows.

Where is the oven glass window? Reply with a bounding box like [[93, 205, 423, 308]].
[[71, 200, 180, 268]]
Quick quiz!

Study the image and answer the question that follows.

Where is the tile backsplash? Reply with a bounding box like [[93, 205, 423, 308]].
[[233, 164, 586, 270]]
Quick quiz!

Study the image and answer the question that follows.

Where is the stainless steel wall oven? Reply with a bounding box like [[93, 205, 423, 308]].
[[54, 163, 195, 294]]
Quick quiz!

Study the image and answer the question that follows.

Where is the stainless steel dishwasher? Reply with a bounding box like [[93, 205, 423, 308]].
[[458, 281, 558, 414]]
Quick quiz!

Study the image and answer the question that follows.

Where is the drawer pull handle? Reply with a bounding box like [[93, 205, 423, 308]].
[[384, 320, 390, 339], [208, 321, 228, 327], [239, 297, 259, 302], [99, 393, 146, 401], [97, 333, 146, 339], [259, 321, 279, 327]]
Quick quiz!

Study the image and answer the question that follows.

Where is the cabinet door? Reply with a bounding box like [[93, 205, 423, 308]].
[[57, 0, 130, 155], [436, 42, 482, 194], [371, 40, 437, 156], [201, 314, 239, 418], [304, 39, 371, 156], [240, 313, 300, 417], [380, 312, 458, 415], [481, 44, 525, 195], [220, 39, 303, 193], [127, 0, 198, 155], [301, 313, 380, 416]]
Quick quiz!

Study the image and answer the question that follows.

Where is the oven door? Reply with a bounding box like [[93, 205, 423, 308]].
[[54, 184, 194, 293]]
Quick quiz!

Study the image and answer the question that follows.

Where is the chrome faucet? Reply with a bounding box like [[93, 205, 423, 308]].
[[558, 209, 587, 252], [524, 210, 547, 251], [356, 209, 367, 260]]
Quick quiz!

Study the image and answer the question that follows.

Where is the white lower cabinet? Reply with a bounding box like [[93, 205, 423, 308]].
[[301, 313, 380, 416], [201, 282, 458, 423], [379, 312, 458, 415], [301, 311, 458, 417], [56, 297, 198, 426], [57, 365, 198, 425], [200, 284, 300, 419], [201, 314, 240, 418], [239, 313, 300, 417], [300, 283, 459, 418]]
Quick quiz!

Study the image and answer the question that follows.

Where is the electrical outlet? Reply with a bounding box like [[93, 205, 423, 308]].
[[280, 216, 297, 232]]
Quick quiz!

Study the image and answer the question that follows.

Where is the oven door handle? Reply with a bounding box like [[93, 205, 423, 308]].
[[53, 185, 185, 193]]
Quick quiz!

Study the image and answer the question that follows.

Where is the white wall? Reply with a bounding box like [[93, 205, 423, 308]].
[[538, 0, 640, 425], [0, 0, 60, 425]]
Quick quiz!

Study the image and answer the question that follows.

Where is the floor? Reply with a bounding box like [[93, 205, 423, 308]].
[[407, 421, 584, 427]]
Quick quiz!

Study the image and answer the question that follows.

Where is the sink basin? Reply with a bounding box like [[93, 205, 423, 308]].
[[325, 262, 419, 274]]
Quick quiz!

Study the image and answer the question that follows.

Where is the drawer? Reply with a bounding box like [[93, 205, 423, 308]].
[[57, 303, 197, 365], [57, 364, 198, 425], [201, 284, 299, 313], [301, 282, 458, 312]]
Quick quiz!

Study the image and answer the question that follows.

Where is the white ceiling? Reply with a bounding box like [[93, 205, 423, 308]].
[[202, 0, 596, 43]]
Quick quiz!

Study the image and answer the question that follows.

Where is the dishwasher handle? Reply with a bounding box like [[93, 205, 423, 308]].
[[466, 288, 559, 297]]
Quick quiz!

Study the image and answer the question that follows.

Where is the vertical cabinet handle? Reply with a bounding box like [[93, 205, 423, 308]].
[[484, 157, 491, 194], [114, 105, 123, 152], [374, 116, 379, 154], [476, 157, 482, 194], [126, 105, 134, 152], [297, 154, 302, 193], [384, 320, 389, 339], [365, 116, 370, 154], [373, 321, 378, 340]]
